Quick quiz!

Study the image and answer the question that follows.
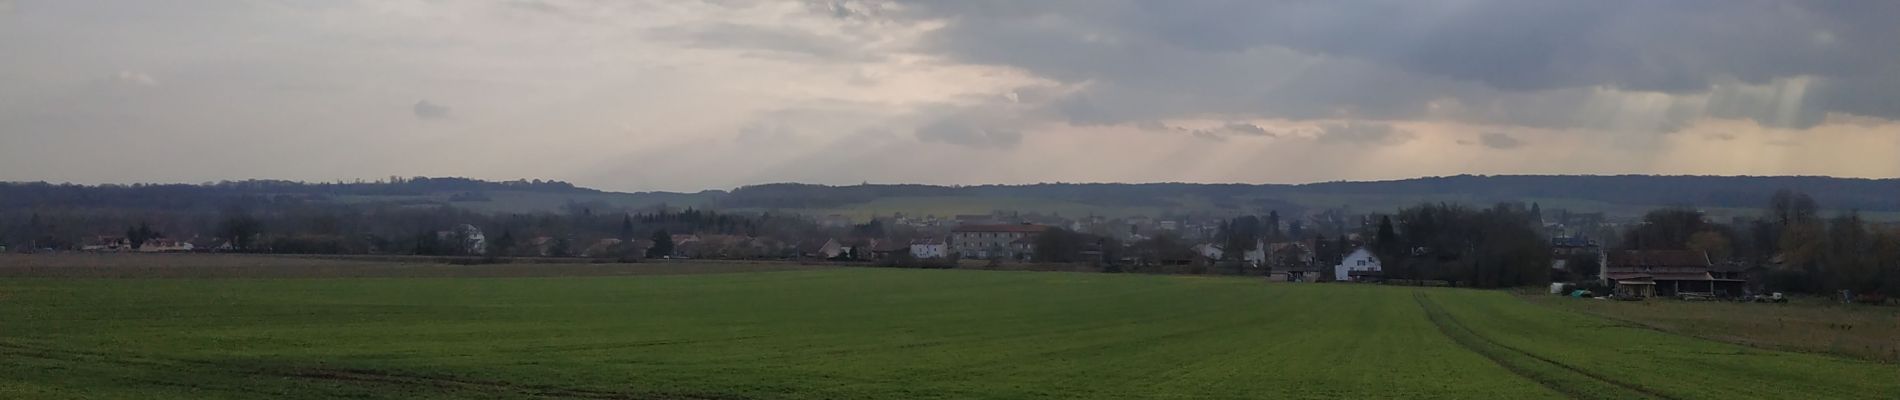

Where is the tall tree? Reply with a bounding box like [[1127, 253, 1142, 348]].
[[490, 228, 516, 257], [1686, 230, 1733, 263], [1622, 207, 1710, 250], [218, 209, 263, 252], [1265, 211, 1283, 242], [1373, 215, 1406, 282], [1221, 215, 1261, 262], [1769, 189, 1819, 228], [126, 222, 158, 249], [1824, 212, 1877, 294], [619, 214, 635, 241], [647, 229, 674, 258]]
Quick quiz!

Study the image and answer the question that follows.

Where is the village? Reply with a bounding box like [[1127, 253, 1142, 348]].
[[57, 202, 1850, 304]]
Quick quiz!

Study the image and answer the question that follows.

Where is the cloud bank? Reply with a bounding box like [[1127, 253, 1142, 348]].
[[1, 0, 1895, 190]]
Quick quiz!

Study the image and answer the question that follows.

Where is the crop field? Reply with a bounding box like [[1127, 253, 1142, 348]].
[[2, 258, 1895, 399], [1523, 293, 1900, 363]]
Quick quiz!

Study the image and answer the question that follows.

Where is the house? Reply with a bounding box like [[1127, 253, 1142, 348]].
[[582, 238, 625, 258], [1265, 242, 1321, 282], [1194, 243, 1225, 262], [1269, 266, 1323, 282], [797, 238, 844, 259], [190, 237, 234, 252], [1264, 241, 1315, 270], [1334, 247, 1384, 282], [1198, 240, 1268, 265], [909, 239, 948, 259], [81, 236, 132, 252], [670, 234, 702, 247], [838, 238, 880, 260], [137, 239, 194, 253], [1599, 250, 1744, 297], [868, 240, 911, 260], [436, 224, 487, 255], [950, 223, 1050, 260], [523, 236, 558, 257], [1550, 236, 1600, 256], [1008, 236, 1038, 261]]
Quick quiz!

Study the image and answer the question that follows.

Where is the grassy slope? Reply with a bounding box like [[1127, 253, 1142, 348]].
[[1427, 291, 1897, 399], [1521, 294, 1900, 363], [2, 268, 1893, 399]]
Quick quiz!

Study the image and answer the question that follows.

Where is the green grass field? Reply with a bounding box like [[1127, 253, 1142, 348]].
[[3, 262, 1895, 399]]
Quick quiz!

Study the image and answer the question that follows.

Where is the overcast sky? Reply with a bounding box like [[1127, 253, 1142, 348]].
[[3, 1, 1897, 191]]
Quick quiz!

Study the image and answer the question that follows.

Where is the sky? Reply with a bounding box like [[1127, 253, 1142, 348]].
[[2, 0, 1897, 192]]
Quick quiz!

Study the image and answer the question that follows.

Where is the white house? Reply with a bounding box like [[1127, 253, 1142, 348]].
[[137, 239, 194, 253], [1195, 240, 1269, 265], [1194, 243, 1224, 261], [1334, 247, 1383, 282], [437, 224, 487, 255], [909, 239, 948, 259]]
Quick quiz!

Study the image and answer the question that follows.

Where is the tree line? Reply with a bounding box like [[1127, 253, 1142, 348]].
[[1614, 190, 1900, 295], [1370, 203, 1551, 288]]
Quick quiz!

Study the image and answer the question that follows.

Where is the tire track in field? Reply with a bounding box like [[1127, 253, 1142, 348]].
[[1413, 293, 1681, 400]]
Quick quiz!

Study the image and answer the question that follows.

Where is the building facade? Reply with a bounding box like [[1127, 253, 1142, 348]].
[[1334, 247, 1384, 282], [909, 239, 948, 259], [951, 224, 1049, 260]]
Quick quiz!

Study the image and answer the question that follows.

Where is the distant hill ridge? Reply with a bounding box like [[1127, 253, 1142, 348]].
[[4, 175, 1896, 213], [723, 175, 1900, 212]]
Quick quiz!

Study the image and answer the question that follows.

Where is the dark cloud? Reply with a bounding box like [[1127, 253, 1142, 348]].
[[1315, 122, 1412, 146], [915, 119, 1021, 149], [888, 1, 1900, 129], [1478, 132, 1525, 149], [412, 100, 450, 120]]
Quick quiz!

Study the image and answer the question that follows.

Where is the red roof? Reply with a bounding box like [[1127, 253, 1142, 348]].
[[952, 224, 1051, 233]]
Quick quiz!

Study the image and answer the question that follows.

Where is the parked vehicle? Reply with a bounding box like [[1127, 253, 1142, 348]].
[[1747, 292, 1788, 303]]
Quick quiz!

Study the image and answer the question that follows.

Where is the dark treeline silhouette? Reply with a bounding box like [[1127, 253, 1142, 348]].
[[0, 177, 600, 210], [1605, 190, 1900, 296], [720, 175, 1900, 212], [9, 175, 1897, 214], [0, 197, 827, 258], [1371, 203, 1552, 288]]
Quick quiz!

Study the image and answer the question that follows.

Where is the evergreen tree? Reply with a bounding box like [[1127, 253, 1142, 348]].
[[125, 222, 158, 249], [647, 229, 674, 258], [490, 229, 516, 257], [1265, 211, 1283, 242], [620, 214, 635, 241]]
